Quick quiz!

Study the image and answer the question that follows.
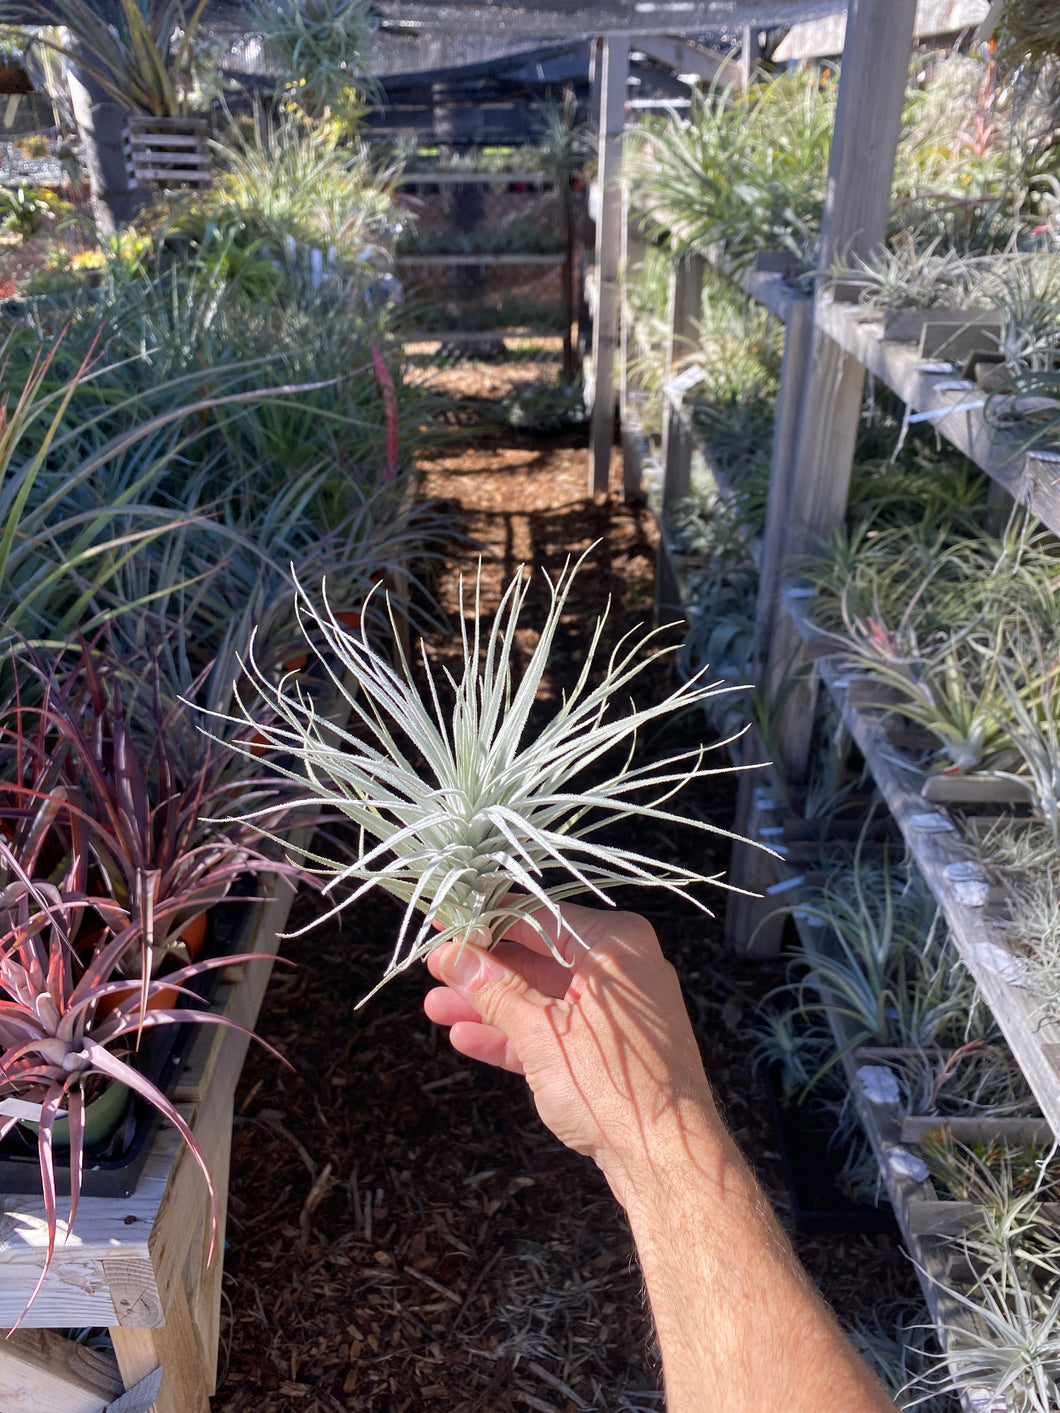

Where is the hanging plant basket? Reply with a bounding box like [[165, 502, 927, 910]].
[[124, 115, 211, 189]]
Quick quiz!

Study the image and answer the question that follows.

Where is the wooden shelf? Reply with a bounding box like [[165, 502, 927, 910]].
[[395, 252, 565, 266], [395, 170, 552, 186], [794, 912, 998, 1411], [812, 296, 1060, 538], [809, 652, 1060, 1139], [704, 245, 801, 325]]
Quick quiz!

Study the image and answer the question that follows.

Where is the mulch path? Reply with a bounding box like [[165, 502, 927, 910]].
[[213, 394, 921, 1411]]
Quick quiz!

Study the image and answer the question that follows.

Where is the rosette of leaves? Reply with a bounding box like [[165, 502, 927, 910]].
[[6, 0, 209, 117], [0, 867, 286, 1326], [247, 0, 376, 116], [226, 553, 756, 999]]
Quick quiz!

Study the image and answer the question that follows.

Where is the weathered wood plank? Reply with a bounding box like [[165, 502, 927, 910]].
[[0, 1328, 123, 1412], [814, 297, 1060, 538], [818, 656, 1060, 1142], [588, 34, 628, 495]]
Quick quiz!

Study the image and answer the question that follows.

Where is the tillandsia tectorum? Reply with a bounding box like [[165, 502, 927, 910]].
[[226, 550, 761, 1001]]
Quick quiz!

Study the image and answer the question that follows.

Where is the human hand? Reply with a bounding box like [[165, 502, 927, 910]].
[[423, 903, 722, 1202]]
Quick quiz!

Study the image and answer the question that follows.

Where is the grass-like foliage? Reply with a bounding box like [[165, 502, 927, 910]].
[[232, 553, 754, 999]]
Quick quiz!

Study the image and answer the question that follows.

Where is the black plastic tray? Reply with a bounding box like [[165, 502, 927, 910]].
[[764, 1064, 898, 1236]]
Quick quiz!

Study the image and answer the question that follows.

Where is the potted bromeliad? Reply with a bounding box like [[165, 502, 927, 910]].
[[0, 637, 303, 1324]]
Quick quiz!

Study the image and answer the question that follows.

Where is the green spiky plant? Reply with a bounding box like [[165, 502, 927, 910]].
[[8, 0, 209, 117], [223, 552, 758, 999]]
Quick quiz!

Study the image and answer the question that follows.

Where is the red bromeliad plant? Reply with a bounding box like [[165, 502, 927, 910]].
[[0, 862, 288, 1326], [0, 639, 309, 1323], [4, 640, 303, 1007]]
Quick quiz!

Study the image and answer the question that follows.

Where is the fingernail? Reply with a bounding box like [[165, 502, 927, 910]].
[[438, 942, 496, 991]]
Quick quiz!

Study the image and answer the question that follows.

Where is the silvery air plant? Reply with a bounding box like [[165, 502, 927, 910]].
[[229, 551, 754, 999]]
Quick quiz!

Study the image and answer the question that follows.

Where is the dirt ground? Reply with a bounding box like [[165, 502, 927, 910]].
[[213, 383, 922, 1412]]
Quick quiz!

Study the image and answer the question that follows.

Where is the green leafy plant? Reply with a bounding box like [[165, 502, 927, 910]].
[[246, 0, 376, 117], [226, 553, 756, 999], [10, 0, 209, 117], [0, 184, 70, 239]]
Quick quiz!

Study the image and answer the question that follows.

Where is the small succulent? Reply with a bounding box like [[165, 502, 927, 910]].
[[227, 552, 757, 999]]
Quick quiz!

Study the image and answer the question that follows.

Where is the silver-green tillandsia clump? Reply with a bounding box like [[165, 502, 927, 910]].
[[229, 550, 756, 1000]]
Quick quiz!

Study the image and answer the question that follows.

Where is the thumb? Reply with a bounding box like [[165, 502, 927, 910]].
[[435, 940, 542, 1038]]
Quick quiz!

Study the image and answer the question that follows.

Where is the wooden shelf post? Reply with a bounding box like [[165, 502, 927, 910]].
[[588, 34, 629, 496], [728, 0, 918, 952]]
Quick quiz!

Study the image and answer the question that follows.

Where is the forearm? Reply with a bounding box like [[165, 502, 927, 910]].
[[604, 1102, 896, 1413]]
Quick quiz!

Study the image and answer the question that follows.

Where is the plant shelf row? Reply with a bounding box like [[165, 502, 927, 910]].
[[786, 624, 1060, 1141], [791, 907, 1007, 1413], [394, 252, 565, 266]]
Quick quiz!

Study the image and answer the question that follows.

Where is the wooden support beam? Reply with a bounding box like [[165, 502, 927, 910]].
[[767, 0, 917, 764], [658, 254, 704, 525], [0, 1329, 123, 1412], [751, 291, 813, 676], [632, 35, 740, 86], [588, 34, 628, 496], [773, 0, 988, 62], [619, 179, 648, 501], [111, 1279, 210, 1413], [740, 25, 761, 88], [730, 0, 918, 953]]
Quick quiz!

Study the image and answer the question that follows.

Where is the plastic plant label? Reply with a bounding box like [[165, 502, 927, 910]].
[[887, 1148, 930, 1183], [0, 1097, 46, 1121], [765, 873, 804, 895], [944, 861, 986, 882], [106, 1368, 164, 1413], [965, 940, 1027, 986], [952, 879, 990, 907], [857, 1065, 901, 1106], [909, 812, 955, 832], [967, 1390, 1007, 1413], [916, 360, 954, 374], [663, 364, 705, 398]]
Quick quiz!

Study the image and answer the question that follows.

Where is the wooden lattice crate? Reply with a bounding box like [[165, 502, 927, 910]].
[[124, 116, 211, 189]]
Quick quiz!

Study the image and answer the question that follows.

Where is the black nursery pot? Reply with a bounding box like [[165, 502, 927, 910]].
[[764, 1065, 897, 1236], [0, 891, 257, 1199]]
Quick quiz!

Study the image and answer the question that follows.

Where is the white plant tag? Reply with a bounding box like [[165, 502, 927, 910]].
[[106, 1368, 164, 1413], [916, 360, 954, 374], [944, 861, 986, 882], [887, 1148, 930, 1183], [909, 812, 955, 832], [0, 1098, 47, 1122], [967, 1389, 1007, 1413], [931, 378, 976, 391], [952, 879, 990, 907], [857, 1065, 901, 1106], [766, 874, 804, 895], [966, 940, 1027, 985], [663, 364, 705, 398]]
